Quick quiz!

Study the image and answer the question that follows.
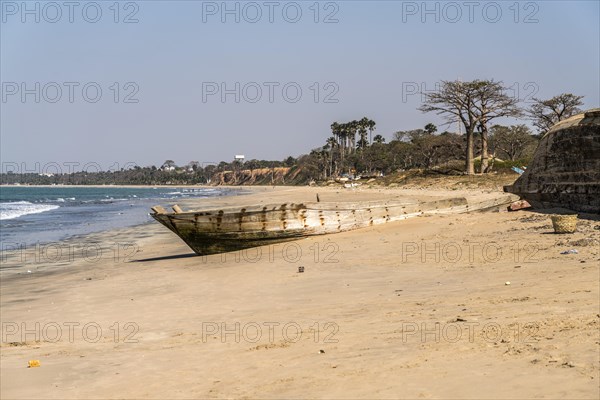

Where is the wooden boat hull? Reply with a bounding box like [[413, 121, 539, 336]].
[[151, 195, 517, 255], [504, 109, 600, 214]]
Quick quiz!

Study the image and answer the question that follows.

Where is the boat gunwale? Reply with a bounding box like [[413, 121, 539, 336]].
[[150, 197, 469, 218]]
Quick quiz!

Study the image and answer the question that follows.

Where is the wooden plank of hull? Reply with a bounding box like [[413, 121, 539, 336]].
[[150, 222, 308, 255], [151, 195, 516, 256]]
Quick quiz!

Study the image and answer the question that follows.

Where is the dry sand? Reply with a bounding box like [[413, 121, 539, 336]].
[[1, 186, 599, 399]]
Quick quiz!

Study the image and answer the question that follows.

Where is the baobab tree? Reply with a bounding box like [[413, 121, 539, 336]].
[[420, 79, 522, 174], [472, 80, 522, 172], [528, 94, 584, 134], [490, 125, 537, 161], [419, 80, 481, 175]]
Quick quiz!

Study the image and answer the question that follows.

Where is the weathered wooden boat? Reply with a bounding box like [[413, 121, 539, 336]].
[[505, 108, 600, 214], [150, 194, 517, 255]]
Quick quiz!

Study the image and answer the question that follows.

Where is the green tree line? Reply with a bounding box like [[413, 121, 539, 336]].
[[1, 84, 585, 185]]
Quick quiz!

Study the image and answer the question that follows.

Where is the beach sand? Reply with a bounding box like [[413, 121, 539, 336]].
[[1, 186, 599, 399]]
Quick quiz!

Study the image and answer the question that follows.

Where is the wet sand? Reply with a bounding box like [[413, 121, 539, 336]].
[[1, 186, 599, 399]]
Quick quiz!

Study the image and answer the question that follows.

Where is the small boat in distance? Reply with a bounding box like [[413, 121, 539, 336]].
[[150, 195, 517, 256]]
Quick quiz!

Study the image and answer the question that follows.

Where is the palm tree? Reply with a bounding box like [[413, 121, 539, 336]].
[[358, 126, 368, 149], [347, 120, 359, 153], [358, 117, 369, 146], [325, 136, 337, 177], [367, 119, 376, 144], [332, 121, 351, 169], [330, 122, 344, 160], [357, 137, 368, 149], [330, 122, 341, 144]]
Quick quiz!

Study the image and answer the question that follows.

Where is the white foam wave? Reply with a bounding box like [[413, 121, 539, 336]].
[[0, 201, 60, 220]]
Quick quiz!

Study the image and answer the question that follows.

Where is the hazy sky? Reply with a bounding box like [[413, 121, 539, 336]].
[[1, 0, 599, 171]]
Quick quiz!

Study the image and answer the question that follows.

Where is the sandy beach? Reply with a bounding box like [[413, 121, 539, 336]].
[[1, 186, 599, 399]]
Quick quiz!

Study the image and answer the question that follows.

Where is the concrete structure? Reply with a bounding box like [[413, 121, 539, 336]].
[[505, 109, 600, 214]]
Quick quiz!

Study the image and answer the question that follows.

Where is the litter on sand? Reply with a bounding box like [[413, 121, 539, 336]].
[[560, 249, 579, 255]]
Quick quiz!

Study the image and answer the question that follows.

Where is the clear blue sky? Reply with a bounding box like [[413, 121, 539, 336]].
[[1, 0, 599, 170]]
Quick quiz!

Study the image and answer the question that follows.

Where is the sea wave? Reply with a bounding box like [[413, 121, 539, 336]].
[[0, 201, 60, 220]]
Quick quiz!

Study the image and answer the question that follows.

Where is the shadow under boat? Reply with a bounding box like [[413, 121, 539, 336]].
[[132, 253, 200, 262]]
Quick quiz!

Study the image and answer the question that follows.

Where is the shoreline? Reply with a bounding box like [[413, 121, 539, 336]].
[[1, 186, 598, 398], [0, 184, 221, 189], [3, 184, 598, 278], [0, 186, 259, 277]]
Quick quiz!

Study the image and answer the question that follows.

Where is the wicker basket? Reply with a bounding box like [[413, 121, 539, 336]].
[[551, 214, 578, 234]]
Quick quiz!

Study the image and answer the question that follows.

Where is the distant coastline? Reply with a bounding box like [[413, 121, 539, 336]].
[[0, 183, 215, 188]]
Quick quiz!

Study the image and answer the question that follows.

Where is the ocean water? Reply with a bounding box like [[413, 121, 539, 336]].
[[0, 186, 233, 247]]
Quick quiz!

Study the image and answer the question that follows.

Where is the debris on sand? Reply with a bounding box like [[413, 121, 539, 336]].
[[560, 249, 579, 255]]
